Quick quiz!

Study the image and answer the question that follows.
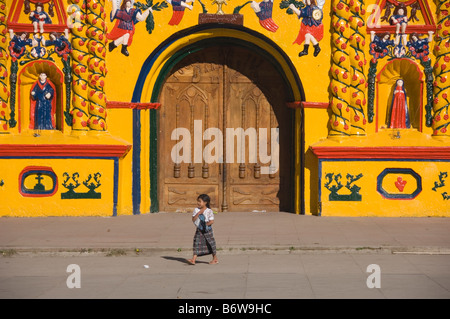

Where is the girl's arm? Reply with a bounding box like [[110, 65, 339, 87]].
[[192, 209, 203, 222], [205, 209, 214, 226]]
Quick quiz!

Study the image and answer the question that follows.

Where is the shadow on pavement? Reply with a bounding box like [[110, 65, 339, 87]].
[[161, 256, 210, 265]]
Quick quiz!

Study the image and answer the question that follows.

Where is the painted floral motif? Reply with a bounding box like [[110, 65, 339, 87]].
[[324, 173, 363, 201], [61, 172, 102, 199], [394, 176, 407, 192], [433, 0, 450, 137], [432, 172, 449, 200]]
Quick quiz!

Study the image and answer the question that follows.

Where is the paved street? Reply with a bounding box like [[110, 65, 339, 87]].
[[1, 250, 449, 299], [1, 213, 449, 301]]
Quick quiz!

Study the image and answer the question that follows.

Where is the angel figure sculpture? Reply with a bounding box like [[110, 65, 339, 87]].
[[107, 0, 153, 56], [289, 0, 325, 57]]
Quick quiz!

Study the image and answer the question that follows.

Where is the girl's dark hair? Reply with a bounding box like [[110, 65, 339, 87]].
[[197, 194, 211, 209]]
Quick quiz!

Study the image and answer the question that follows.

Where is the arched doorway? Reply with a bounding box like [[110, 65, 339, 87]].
[[157, 45, 295, 212]]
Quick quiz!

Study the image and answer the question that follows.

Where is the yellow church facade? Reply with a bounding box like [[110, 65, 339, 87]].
[[0, 0, 448, 217]]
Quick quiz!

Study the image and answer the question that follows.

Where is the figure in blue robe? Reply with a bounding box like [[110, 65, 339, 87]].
[[8, 30, 32, 61], [30, 73, 56, 130], [29, 2, 52, 33], [45, 31, 72, 60]]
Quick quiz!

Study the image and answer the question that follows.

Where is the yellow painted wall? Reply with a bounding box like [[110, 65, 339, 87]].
[[1, 0, 449, 217], [0, 158, 115, 216], [320, 159, 450, 217], [104, 1, 332, 103], [107, 108, 134, 215]]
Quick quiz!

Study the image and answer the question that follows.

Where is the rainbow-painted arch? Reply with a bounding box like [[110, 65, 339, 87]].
[[132, 24, 305, 104]]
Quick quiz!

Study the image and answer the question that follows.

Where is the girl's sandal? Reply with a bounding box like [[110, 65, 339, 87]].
[[209, 260, 219, 264], [187, 259, 195, 265]]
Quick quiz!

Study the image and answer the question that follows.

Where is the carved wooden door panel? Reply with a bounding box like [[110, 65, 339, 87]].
[[158, 46, 293, 212], [159, 50, 223, 212], [223, 48, 292, 212]]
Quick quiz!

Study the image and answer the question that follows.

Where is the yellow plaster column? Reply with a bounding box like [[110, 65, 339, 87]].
[[86, 0, 107, 131], [348, 0, 367, 136], [433, 0, 450, 138], [0, 0, 8, 133], [329, 0, 352, 137], [68, 0, 90, 133]]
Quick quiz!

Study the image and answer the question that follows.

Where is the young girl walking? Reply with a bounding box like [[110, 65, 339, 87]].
[[187, 194, 219, 265]]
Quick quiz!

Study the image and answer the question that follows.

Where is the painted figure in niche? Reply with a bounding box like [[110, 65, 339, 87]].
[[407, 31, 434, 61], [166, 0, 194, 26], [390, 3, 408, 45], [387, 79, 410, 129], [369, 31, 394, 60], [45, 29, 72, 60], [107, 0, 153, 56], [8, 30, 32, 61], [289, 0, 325, 57], [28, 2, 52, 34], [251, 0, 279, 33], [30, 73, 56, 130]]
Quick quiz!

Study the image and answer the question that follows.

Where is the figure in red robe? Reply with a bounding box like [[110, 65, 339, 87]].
[[107, 0, 152, 56], [30, 73, 56, 130], [289, 0, 324, 57], [388, 79, 410, 129], [166, 0, 194, 26], [251, 0, 279, 33]]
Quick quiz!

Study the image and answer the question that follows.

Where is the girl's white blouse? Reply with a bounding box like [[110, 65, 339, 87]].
[[192, 208, 214, 223]]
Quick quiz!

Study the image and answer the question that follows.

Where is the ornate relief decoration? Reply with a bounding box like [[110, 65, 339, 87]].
[[377, 168, 422, 199], [61, 172, 102, 199], [432, 171, 450, 200], [19, 166, 58, 197], [367, 0, 436, 128], [324, 172, 363, 201], [7, 0, 68, 33]]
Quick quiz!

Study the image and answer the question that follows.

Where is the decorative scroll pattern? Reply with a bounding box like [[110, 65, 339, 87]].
[[329, 0, 352, 136], [433, 0, 450, 136], [86, 0, 107, 131], [69, 0, 90, 131], [0, 0, 8, 132]]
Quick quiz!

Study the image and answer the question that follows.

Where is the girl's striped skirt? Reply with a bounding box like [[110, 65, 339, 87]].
[[193, 228, 217, 256]]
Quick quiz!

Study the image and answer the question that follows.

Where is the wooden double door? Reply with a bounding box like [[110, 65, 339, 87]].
[[158, 46, 294, 212]]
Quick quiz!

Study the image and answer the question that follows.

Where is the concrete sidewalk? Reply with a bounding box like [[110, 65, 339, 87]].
[[1, 212, 450, 255]]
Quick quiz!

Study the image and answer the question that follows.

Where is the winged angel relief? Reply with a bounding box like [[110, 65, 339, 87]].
[[280, 0, 325, 57], [107, 0, 168, 56]]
